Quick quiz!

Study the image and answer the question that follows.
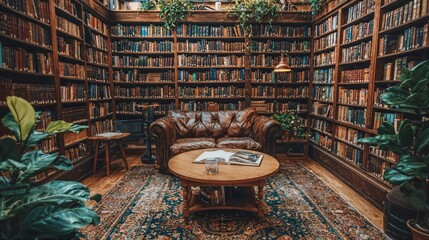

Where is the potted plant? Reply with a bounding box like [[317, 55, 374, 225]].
[[358, 61, 429, 239], [0, 96, 100, 239], [156, 0, 195, 30], [272, 111, 308, 140]]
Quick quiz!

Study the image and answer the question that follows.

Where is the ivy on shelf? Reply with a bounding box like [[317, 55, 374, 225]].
[[156, 0, 195, 30], [308, 0, 328, 15]]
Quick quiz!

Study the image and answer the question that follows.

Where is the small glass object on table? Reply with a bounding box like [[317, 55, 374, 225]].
[[204, 158, 220, 174]]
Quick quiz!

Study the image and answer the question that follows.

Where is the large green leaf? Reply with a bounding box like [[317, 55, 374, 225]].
[[0, 181, 90, 220], [0, 137, 18, 162], [0, 159, 27, 172], [410, 189, 427, 211], [415, 128, 429, 154], [68, 124, 89, 133], [0, 176, 10, 191], [383, 168, 415, 185], [409, 60, 429, 81], [411, 78, 429, 94], [26, 131, 51, 147], [1, 113, 20, 141], [397, 120, 414, 147], [6, 96, 36, 141], [377, 121, 396, 135], [45, 120, 72, 133], [16, 205, 99, 239], [17, 151, 73, 182]]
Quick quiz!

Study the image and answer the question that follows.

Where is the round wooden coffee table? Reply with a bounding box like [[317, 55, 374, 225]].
[[168, 148, 279, 223]]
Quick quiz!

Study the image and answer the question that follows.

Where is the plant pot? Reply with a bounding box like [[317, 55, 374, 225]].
[[407, 219, 429, 240], [282, 131, 291, 141]]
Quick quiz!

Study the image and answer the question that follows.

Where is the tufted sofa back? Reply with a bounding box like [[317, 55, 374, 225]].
[[168, 108, 256, 139]]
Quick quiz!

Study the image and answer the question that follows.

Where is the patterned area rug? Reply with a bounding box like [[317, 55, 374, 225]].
[[82, 164, 388, 239]]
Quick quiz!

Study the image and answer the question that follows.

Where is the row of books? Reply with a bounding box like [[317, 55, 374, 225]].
[[337, 106, 366, 127], [340, 68, 370, 83], [276, 102, 308, 112], [176, 24, 243, 37], [87, 48, 108, 65], [373, 112, 403, 130], [311, 132, 333, 150], [178, 40, 244, 53], [337, 87, 368, 106], [312, 102, 333, 118], [314, 14, 338, 37], [59, 62, 85, 79], [60, 84, 85, 102], [370, 146, 399, 163], [382, 57, 416, 81], [250, 40, 311, 52], [335, 125, 365, 146], [58, 36, 83, 60], [0, 0, 51, 23], [38, 135, 57, 153], [56, 16, 81, 38], [314, 50, 336, 66], [115, 102, 174, 115], [374, 88, 387, 108], [314, 68, 335, 83], [333, 141, 363, 165], [344, 0, 375, 24], [251, 25, 311, 37], [251, 70, 309, 83], [55, 0, 79, 18], [85, 30, 108, 50], [0, 79, 56, 105], [276, 86, 309, 98], [114, 86, 175, 98], [0, 11, 52, 47], [89, 84, 111, 100], [35, 111, 53, 132], [112, 56, 174, 67], [112, 40, 174, 53], [341, 40, 372, 63], [178, 69, 245, 82], [313, 32, 337, 50], [311, 118, 333, 134], [113, 70, 174, 83], [367, 156, 392, 182], [179, 101, 244, 111], [312, 86, 333, 101], [87, 65, 108, 82], [89, 102, 112, 118], [64, 129, 87, 146], [178, 55, 244, 68], [381, 0, 428, 31], [89, 119, 114, 135], [343, 19, 374, 43], [65, 143, 88, 164], [179, 86, 245, 98], [0, 44, 53, 74], [111, 24, 173, 37], [62, 106, 87, 123], [379, 23, 428, 56], [84, 12, 108, 34], [251, 55, 310, 67]]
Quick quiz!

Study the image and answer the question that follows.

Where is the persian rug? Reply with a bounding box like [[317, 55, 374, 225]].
[[82, 164, 388, 239]]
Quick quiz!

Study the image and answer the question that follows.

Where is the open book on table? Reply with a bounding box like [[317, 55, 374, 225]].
[[193, 150, 263, 167]]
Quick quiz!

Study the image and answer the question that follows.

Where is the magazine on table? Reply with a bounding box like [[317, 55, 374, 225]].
[[193, 150, 263, 167]]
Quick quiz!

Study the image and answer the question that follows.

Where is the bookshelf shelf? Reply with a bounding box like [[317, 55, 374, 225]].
[[0, 33, 52, 51], [58, 54, 85, 63], [60, 76, 86, 82], [334, 137, 364, 151], [112, 66, 173, 69], [337, 102, 366, 108], [89, 113, 113, 121], [112, 51, 174, 55], [337, 82, 369, 86], [85, 43, 108, 53], [0, 3, 51, 27], [55, 6, 82, 23], [310, 127, 333, 137], [341, 11, 375, 29], [377, 46, 429, 59], [87, 62, 109, 68], [84, 24, 108, 37], [313, 28, 338, 39], [179, 81, 245, 85], [56, 29, 84, 41], [379, 15, 429, 35], [0, 68, 54, 77], [114, 81, 175, 85], [338, 59, 371, 66], [313, 63, 336, 69], [313, 46, 337, 54], [340, 35, 373, 48]]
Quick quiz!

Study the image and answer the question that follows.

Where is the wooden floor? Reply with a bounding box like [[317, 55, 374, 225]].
[[81, 154, 384, 230]]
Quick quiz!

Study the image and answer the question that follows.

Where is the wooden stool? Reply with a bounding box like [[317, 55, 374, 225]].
[[89, 132, 130, 177]]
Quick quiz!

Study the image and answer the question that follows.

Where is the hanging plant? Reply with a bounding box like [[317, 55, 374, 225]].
[[140, 0, 157, 10], [308, 0, 328, 15], [156, 0, 195, 30], [228, 0, 281, 38]]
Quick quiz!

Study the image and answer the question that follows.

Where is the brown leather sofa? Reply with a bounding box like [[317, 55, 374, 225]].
[[149, 107, 281, 173]]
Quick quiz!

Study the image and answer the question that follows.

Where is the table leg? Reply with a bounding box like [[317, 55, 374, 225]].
[[93, 140, 100, 174], [105, 141, 110, 177], [181, 179, 190, 224], [258, 183, 265, 223], [117, 140, 129, 170]]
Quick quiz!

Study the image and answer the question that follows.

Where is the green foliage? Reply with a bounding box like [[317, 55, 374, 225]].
[[140, 0, 157, 10], [357, 61, 429, 230], [308, 0, 327, 15], [156, 0, 195, 30], [272, 112, 308, 139], [0, 96, 100, 239], [229, 0, 280, 38]]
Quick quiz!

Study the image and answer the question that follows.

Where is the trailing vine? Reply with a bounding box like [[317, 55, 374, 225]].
[[229, 0, 281, 38], [156, 0, 195, 30]]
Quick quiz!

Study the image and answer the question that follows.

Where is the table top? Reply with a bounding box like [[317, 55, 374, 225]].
[[88, 132, 130, 140], [168, 148, 279, 184]]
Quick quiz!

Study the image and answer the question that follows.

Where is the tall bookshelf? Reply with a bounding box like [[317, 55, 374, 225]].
[[309, 0, 429, 209]]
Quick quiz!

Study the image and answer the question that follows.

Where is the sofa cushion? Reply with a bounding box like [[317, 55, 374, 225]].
[[170, 138, 216, 155], [168, 108, 256, 138], [216, 137, 261, 150]]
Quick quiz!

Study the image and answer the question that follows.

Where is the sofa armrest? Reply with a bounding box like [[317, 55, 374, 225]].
[[149, 116, 177, 173], [252, 115, 282, 156]]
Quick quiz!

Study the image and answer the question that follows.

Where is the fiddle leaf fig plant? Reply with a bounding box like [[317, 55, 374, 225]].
[[0, 96, 100, 239], [156, 0, 195, 30], [358, 60, 429, 232], [229, 0, 280, 38]]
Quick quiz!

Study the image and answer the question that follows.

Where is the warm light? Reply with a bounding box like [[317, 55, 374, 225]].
[[273, 54, 292, 72]]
